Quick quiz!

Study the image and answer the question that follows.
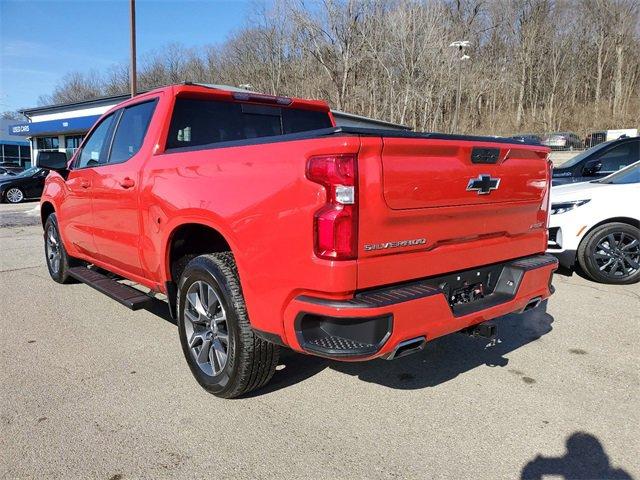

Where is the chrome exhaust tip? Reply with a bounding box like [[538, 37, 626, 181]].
[[523, 296, 542, 312], [385, 337, 426, 360]]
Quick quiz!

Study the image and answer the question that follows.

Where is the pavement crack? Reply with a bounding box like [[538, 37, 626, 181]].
[[0, 265, 41, 273]]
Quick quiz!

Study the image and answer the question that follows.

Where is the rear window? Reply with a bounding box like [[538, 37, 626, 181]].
[[165, 98, 332, 150], [109, 99, 157, 164]]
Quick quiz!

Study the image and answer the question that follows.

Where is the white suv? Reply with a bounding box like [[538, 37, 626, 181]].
[[547, 161, 639, 284]]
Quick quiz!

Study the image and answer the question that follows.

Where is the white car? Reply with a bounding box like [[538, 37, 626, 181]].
[[547, 161, 639, 284]]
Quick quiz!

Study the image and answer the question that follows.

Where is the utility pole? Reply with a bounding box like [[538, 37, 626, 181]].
[[129, 0, 137, 97], [449, 40, 470, 134]]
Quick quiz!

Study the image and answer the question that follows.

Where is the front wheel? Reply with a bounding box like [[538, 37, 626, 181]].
[[5, 187, 24, 203], [577, 222, 640, 284], [177, 253, 279, 398], [44, 213, 78, 284]]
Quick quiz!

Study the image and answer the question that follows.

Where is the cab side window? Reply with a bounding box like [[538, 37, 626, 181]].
[[76, 113, 118, 169], [109, 99, 157, 164], [596, 141, 639, 173]]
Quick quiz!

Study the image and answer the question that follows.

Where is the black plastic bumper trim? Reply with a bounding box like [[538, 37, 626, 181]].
[[297, 282, 440, 309], [294, 313, 393, 358], [296, 254, 558, 314]]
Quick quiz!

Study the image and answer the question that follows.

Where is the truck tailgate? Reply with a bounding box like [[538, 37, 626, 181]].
[[382, 139, 548, 209], [357, 136, 551, 289]]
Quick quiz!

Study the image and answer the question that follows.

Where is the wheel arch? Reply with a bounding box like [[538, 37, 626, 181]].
[[581, 217, 640, 241], [41, 201, 55, 227], [163, 221, 239, 319], [165, 222, 236, 282]]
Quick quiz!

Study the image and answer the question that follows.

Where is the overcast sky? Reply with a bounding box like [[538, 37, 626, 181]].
[[0, 0, 251, 111]]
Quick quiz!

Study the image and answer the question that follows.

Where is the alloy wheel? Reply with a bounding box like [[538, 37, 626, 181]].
[[46, 224, 61, 274], [6, 188, 23, 203], [184, 280, 230, 376], [593, 232, 640, 279]]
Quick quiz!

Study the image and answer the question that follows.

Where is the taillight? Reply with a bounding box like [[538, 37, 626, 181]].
[[306, 154, 358, 260], [545, 157, 553, 226]]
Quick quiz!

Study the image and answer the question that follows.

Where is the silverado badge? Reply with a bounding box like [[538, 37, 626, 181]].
[[364, 238, 426, 251]]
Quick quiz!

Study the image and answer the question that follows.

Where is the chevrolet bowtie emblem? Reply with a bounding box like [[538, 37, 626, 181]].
[[466, 174, 500, 195]]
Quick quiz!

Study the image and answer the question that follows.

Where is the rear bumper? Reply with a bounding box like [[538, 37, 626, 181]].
[[284, 254, 557, 360]]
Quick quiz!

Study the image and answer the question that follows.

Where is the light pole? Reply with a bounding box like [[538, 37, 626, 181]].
[[449, 40, 470, 134], [129, 0, 137, 97]]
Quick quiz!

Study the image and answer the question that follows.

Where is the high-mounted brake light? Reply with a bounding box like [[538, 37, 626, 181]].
[[306, 154, 358, 260], [232, 91, 292, 105]]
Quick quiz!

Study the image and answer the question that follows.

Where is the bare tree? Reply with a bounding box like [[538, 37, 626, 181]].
[[40, 0, 640, 135]]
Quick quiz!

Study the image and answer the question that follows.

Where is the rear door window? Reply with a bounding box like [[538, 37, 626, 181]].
[[166, 98, 332, 150], [109, 99, 157, 164]]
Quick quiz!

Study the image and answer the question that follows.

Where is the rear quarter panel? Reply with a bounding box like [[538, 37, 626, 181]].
[[142, 136, 361, 336]]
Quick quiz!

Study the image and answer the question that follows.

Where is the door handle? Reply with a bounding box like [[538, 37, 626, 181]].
[[80, 179, 90, 189], [120, 177, 135, 189]]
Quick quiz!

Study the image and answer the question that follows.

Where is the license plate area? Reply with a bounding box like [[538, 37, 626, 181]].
[[425, 265, 503, 310]]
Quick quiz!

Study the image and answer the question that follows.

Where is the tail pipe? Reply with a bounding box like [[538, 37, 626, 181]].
[[385, 336, 426, 360], [522, 296, 542, 312]]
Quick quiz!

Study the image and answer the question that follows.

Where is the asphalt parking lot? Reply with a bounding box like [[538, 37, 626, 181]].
[[1, 202, 638, 479]]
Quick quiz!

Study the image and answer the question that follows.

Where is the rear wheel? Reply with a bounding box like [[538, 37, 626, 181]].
[[177, 253, 279, 398], [44, 213, 78, 284], [577, 222, 640, 284], [5, 187, 24, 203]]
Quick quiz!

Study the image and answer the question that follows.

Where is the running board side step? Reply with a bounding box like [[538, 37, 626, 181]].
[[68, 267, 153, 310]]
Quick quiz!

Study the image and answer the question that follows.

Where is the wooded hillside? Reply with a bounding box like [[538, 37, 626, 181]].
[[40, 0, 640, 136]]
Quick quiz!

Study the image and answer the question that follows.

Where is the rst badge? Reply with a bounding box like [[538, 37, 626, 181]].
[[364, 238, 426, 251], [466, 174, 500, 195]]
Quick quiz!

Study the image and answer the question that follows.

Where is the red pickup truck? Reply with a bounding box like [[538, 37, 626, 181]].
[[39, 83, 557, 398]]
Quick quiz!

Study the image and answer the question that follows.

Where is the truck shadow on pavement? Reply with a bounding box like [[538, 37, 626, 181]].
[[520, 431, 633, 479], [253, 301, 554, 395], [144, 297, 177, 326]]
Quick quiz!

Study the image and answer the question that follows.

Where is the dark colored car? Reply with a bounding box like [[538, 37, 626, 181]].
[[552, 137, 640, 186], [0, 167, 49, 203], [510, 134, 542, 145], [542, 132, 583, 150]]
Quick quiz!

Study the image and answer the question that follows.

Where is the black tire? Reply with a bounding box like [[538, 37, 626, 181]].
[[577, 222, 640, 285], [44, 213, 78, 284], [177, 253, 279, 398]]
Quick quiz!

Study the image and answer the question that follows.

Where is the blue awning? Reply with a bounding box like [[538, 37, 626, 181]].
[[8, 115, 101, 136]]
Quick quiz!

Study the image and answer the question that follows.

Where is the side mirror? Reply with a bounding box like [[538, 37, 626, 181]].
[[583, 160, 602, 176], [37, 151, 68, 171]]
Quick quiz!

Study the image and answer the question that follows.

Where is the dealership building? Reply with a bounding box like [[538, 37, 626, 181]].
[[8, 85, 409, 166], [0, 118, 31, 167]]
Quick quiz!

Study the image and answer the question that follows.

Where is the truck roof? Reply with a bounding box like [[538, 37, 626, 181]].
[[134, 82, 331, 113], [101, 84, 544, 150]]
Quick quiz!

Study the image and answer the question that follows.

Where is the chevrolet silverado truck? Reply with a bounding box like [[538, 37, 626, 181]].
[[39, 83, 557, 398]]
